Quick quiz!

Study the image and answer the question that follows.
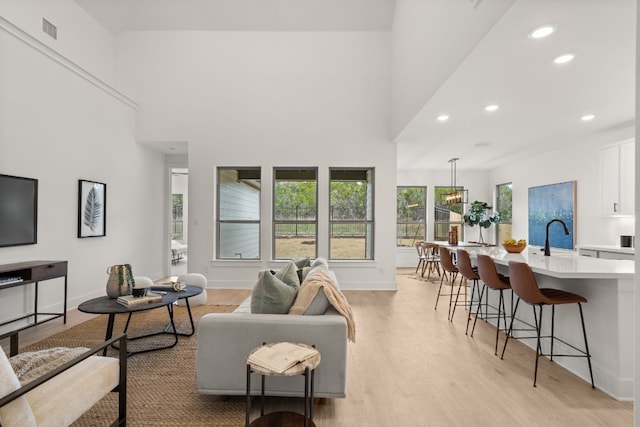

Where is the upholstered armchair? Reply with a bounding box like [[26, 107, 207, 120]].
[[0, 334, 127, 427]]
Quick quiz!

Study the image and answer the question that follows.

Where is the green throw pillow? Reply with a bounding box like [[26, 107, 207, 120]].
[[275, 261, 301, 287], [251, 270, 299, 314], [292, 257, 311, 269]]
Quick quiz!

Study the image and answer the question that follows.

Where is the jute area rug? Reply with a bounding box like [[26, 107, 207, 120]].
[[21, 303, 243, 427]]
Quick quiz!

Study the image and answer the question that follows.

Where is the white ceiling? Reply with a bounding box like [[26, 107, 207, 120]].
[[75, 0, 636, 171]]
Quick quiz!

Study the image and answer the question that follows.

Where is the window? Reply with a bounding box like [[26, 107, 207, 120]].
[[217, 168, 261, 259], [397, 186, 426, 247], [434, 186, 464, 241], [273, 168, 317, 260], [171, 194, 183, 240], [329, 168, 374, 260], [496, 182, 513, 244]]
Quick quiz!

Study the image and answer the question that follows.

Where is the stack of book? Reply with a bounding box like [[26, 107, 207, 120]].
[[151, 281, 187, 291], [116, 294, 162, 307]]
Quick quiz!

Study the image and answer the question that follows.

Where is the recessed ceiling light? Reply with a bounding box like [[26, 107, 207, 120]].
[[437, 115, 450, 122], [529, 25, 556, 39], [581, 114, 595, 121], [475, 141, 493, 147], [554, 54, 575, 64], [485, 104, 499, 112]]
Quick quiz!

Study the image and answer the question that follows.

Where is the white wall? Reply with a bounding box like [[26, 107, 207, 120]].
[[117, 31, 397, 290], [0, 0, 118, 87], [0, 6, 166, 321], [490, 128, 635, 248]]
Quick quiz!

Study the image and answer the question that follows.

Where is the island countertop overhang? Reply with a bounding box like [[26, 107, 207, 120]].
[[465, 247, 634, 280]]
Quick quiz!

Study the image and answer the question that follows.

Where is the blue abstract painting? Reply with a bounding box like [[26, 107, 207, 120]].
[[528, 181, 575, 249]]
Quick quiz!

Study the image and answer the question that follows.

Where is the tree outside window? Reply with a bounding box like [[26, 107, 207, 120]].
[[273, 168, 317, 260], [496, 182, 513, 244], [330, 168, 374, 260], [434, 186, 464, 241]]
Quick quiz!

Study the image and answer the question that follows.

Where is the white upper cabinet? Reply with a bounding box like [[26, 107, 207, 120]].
[[599, 140, 635, 215]]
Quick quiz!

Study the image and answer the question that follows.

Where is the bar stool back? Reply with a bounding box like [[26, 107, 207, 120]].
[[472, 255, 511, 354], [501, 260, 594, 388]]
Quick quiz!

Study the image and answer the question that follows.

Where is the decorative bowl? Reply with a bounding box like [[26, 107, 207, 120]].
[[132, 287, 147, 297], [503, 244, 527, 253]]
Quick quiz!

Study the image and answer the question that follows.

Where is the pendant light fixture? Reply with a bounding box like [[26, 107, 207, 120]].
[[442, 158, 468, 205]]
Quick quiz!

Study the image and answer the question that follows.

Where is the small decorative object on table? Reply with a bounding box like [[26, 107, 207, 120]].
[[106, 264, 135, 298], [503, 239, 527, 253]]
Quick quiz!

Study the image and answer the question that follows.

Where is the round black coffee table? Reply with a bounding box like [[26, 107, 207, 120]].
[[150, 284, 204, 336], [78, 292, 178, 357]]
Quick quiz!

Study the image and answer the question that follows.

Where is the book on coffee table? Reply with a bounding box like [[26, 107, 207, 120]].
[[247, 342, 319, 374], [116, 294, 162, 307]]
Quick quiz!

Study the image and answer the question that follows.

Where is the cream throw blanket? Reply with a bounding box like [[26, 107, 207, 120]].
[[289, 270, 356, 342]]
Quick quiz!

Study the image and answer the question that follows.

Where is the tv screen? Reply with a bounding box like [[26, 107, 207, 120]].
[[0, 174, 38, 247]]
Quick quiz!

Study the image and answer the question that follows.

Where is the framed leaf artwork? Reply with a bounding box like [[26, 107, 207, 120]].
[[78, 179, 106, 238]]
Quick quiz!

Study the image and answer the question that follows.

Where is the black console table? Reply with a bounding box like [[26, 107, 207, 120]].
[[0, 260, 68, 356]]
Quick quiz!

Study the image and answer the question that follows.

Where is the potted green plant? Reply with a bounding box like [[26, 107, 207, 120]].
[[463, 201, 501, 243]]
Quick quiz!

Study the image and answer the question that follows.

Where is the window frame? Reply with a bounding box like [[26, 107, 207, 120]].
[[396, 186, 427, 247], [216, 167, 261, 260], [433, 186, 464, 241], [329, 167, 375, 260], [272, 167, 318, 260], [496, 182, 513, 244]]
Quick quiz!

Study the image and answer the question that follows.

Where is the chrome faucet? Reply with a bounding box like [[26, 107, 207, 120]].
[[543, 219, 570, 256]]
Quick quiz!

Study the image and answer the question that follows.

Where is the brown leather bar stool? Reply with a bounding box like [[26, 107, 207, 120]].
[[471, 254, 512, 355], [501, 260, 594, 388], [435, 246, 460, 320], [452, 249, 481, 323]]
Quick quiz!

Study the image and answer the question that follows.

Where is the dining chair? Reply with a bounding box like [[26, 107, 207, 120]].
[[415, 242, 427, 276], [421, 243, 441, 279], [501, 260, 594, 388]]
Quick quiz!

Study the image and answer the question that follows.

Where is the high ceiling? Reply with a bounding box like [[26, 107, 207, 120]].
[[75, 0, 636, 171]]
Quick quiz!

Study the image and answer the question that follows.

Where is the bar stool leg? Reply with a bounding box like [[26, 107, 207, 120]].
[[501, 298, 521, 359], [550, 305, 555, 362], [532, 305, 543, 387], [467, 284, 486, 335], [578, 302, 595, 388]]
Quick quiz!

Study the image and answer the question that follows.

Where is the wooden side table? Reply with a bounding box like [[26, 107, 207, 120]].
[[245, 342, 321, 427]]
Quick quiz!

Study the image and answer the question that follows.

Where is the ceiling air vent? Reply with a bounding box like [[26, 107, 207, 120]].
[[42, 18, 57, 40]]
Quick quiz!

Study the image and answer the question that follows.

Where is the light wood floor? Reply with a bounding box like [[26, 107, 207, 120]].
[[8, 269, 633, 426]]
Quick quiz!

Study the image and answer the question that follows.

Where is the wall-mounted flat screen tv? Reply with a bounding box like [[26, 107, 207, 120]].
[[0, 174, 38, 247]]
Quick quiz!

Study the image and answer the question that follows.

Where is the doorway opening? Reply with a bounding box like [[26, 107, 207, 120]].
[[171, 168, 188, 277]]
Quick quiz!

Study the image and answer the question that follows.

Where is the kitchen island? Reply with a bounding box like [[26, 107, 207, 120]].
[[464, 246, 634, 400]]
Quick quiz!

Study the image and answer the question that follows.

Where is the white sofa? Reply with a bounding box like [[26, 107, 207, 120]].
[[196, 264, 350, 398]]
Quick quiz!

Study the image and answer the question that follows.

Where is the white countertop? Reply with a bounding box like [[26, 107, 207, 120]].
[[465, 246, 634, 279], [576, 244, 635, 255]]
